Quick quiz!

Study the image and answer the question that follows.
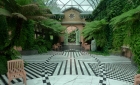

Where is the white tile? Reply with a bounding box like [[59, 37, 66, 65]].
[[12, 78, 43, 85], [49, 75, 100, 85], [107, 78, 133, 85], [90, 76, 101, 85], [49, 75, 64, 85]]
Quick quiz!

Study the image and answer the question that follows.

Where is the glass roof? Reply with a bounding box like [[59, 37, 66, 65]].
[[45, 0, 100, 14]]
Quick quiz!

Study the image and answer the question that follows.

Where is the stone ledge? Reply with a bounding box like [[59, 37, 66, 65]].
[[19, 50, 38, 55]]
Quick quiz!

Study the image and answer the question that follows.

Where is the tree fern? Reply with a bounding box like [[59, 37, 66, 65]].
[[82, 19, 108, 51], [0, 8, 11, 16], [110, 5, 140, 27]]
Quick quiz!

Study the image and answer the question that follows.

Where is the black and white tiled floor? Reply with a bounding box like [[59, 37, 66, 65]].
[[0, 49, 138, 85]]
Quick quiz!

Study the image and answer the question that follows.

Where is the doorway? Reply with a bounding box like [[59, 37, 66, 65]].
[[64, 26, 80, 45]]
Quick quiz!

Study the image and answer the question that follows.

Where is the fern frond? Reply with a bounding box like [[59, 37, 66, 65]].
[[27, 16, 47, 20], [0, 8, 11, 16], [22, 4, 39, 12], [12, 13, 27, 20], [110, 5, 140, 27]]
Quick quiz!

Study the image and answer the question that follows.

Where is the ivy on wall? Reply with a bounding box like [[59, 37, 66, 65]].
[[110, 5, 140, 72], [92, 0, 138, 21], [90, 0, 140, 53], [131, 21, 140, 67]]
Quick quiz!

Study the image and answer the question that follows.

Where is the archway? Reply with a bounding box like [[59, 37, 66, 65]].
[[64, 26, 80, 45]]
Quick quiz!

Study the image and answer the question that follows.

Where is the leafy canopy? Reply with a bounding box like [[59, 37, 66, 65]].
[[110, 5, 140, 28], [40, 19, 65, 33], [82, 19, 108, 47]]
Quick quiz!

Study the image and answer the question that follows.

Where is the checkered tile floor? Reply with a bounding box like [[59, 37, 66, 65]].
[[0, 49, 138, 85], [0, 63, 43, 85], [89, 63, 138, 83]]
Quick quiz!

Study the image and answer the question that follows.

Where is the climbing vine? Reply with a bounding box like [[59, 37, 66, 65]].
[[90, 0, 140, 53], [110, 6, 140, 72]]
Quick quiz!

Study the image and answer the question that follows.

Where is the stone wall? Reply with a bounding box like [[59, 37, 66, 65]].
[[60, 9, 86, 44]]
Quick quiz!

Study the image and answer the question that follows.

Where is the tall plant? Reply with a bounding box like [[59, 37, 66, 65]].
[[82, 19, 108, 52], [40, 19, 65, 33], [0, 0, 51, 74], [110, 6, 140, 71], [0, 0, 51, 56], [0, 16, 9, 74], [0, 0, 52, 46], [21, 20, 35, 50]]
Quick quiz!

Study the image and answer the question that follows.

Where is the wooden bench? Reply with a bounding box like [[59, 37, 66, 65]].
[[7, 59, 26, 85]]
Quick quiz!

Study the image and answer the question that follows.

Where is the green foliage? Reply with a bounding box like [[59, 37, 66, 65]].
[[91, 0, 139, 51], [7, 48, 21, 60], [110, 6, 140, 27], [40, 19, 65, 34], [15, 0, 32, 5], [82, 19, 108, 50], [20, 20, 35, 50], [137, 66, 140, 74], [0, 0, 51, 52], [0, 56, 7, 74], [130, 21, 140, 70], [0, 16, 17, 74], [111, 26, 125, 50], [0, 0, 52, 75], [92, 0, 136, 21], [33, 36, 51, 53], [0, 48, 21, 74], [0, 16, 9, 74], [110, 5, 140, 50], [68, 31, 76, 42], [46, 41, 52, 50], [89, 51, 109, 56], [110, 5, 140, 73], [0, 8, 11, 16], [0, 16, 9, 50]]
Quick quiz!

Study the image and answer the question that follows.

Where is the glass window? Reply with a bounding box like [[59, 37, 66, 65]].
[[46, 0, 100, 14]]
